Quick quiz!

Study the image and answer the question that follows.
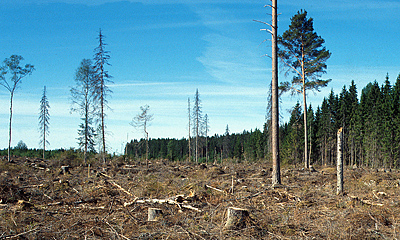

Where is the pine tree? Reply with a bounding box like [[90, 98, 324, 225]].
[[38, 86, 50, 160], [278, 10, 331, 169]]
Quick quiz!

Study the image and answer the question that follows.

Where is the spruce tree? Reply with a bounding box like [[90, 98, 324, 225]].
[[381, 74, 394, 168], [38, 86, 50, 160], [93, 29, 112, 164], [360, 82, 381, 167], [281, 102, 303, 165], [393, 74, 400, 167], [192, 89, 203, 163], [348, 80, 359, 166]]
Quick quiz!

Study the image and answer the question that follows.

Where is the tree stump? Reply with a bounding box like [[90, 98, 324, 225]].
[[147, 208, 163, 221], [224, 207, 249, 230], [61, 166, 70, 175]]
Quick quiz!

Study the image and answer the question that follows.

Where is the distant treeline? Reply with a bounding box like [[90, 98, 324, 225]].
[[0, 147, 70, 160], [127, 74, 400, 168], [0, 141, 98, 164], [125, 128, 268, 163], [3, 74, 400, 169]]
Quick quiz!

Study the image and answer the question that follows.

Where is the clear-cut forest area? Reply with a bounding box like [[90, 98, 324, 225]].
[[1, 1, 400, 239], [1, 157, 400, 239]]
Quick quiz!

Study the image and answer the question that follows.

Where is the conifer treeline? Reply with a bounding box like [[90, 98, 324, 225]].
[[126, 74, 400, 168], [125, 128, 268, 163]]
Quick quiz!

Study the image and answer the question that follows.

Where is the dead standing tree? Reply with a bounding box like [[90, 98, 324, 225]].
[[131, 105, 153, 167], [0, 55, 34, 162], [254, 0, 281, 185], [188, 97, 191, 163]]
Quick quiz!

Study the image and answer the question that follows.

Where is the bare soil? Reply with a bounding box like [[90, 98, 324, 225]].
[[1, 157, 400, 239]]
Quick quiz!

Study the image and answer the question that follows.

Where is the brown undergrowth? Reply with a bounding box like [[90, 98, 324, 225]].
[[1, 157, 400, 239]]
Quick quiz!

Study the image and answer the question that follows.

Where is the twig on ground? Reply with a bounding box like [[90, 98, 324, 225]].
[[350, 195, 384, 206], [104, 221, 130, 240], [4, 228, 38, 239], [206, 185, 226, 194], [21, 184, 43, 188], [109, 181, 134, 197]]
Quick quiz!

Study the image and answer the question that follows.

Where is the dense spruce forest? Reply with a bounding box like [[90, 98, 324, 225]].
[[126, 74, 400, 168]]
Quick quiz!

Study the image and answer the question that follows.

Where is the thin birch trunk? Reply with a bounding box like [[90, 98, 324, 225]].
[[8, 92, 14, 162]]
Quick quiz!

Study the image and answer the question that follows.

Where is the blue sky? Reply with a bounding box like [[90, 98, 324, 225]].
[[1, 0, 399, 154]]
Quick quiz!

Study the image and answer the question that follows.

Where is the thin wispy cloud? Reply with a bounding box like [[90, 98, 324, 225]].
[[112, 81, 180, 88], [197, 33, 268, 85]]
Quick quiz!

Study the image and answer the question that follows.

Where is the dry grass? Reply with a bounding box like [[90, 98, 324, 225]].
[[1, 157, 400, 239]]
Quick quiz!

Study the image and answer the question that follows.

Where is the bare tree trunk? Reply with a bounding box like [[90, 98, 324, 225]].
[[188, 98, 191, 163], [271, 0, 281, 185], [303, 85, 309, 169], [101, 85, 106, 165], [206, 136, 208, 163], [84, 107, 88, 165], [324, 135, 327, 166], [145, 128, 149, 169], [337, 127, 343, 195], [43, 121, 46, 160], [350, 137, 354, 167], [8, 92, 14, 162], [195, 133, 198, 164]]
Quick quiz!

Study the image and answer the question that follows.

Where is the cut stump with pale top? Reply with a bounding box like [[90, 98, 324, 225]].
[[147, 207, 163, 221], [224, 207, 250, 230]]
